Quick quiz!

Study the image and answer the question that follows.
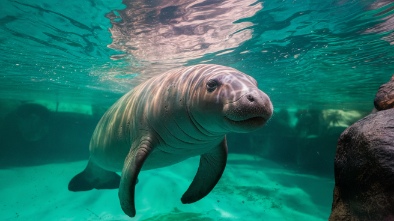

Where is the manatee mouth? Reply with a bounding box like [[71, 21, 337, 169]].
[[223, 90, 273, 131], [224, 115, 267, 127]]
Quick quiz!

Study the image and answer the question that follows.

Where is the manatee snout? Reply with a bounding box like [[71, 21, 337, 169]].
[[243, 90, 273, 117], [236, 90, 273, 120], [224, 89, 273, 132]]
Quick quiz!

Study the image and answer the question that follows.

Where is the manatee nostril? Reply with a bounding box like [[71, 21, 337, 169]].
[[247, 94, 255, 102]]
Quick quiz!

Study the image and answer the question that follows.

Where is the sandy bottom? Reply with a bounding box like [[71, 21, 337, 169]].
[[1, 154, 333, 220]]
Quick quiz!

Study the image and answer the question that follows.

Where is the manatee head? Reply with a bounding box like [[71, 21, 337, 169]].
[[188, 65, 273, 134]]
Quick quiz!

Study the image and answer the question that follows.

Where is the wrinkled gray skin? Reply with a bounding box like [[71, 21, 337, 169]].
[[68, 64, 273, 217]]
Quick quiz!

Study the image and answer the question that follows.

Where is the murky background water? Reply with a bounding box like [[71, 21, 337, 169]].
[[1, 0, 393, 220]]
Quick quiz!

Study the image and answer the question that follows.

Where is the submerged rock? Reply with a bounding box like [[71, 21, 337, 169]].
[[330, 109, 394, 220], [374, 75, 394, 111], [330, 76, 394, 220]]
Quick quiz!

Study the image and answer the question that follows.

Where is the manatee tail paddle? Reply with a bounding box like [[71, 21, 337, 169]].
[[68, 159, 121, 191]]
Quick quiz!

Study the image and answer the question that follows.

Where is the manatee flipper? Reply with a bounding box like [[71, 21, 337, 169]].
[[68, 158, 121, 191], [181, 137, 228, 204], [118, 139, 153, 217]]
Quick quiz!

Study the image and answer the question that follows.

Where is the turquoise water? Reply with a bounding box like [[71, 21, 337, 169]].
[[1, 0, 394, 220]]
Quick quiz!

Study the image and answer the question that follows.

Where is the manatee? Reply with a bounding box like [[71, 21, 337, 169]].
[[68, 64, 273, 217]]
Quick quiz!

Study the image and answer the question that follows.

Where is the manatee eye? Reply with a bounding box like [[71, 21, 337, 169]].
[[206, 79, 218, 92]]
